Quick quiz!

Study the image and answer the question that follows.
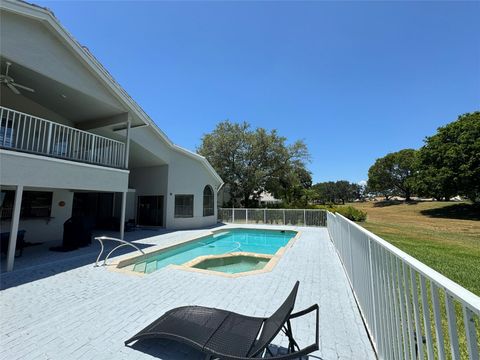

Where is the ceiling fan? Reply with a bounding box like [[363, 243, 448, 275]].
[[0, 61, 35, 95]]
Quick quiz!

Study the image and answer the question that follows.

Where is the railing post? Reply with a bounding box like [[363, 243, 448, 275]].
[[303, 209, 306, 226], [348, 222, 354, 283], [46, 122, 53, 154], [124, 118, 131, 168], [367, 237, 378, 347], [283, 209, 286, 225], [91, 136, 96, 162], [463, 306, 479, 359], [232, 208, 235, 223], [246, 208, 248, 224], [264, 208, 267, 224]]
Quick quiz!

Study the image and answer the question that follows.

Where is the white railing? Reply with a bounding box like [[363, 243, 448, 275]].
[[327, 212, 480, 360], [0, 106, 126, 168], [218, 208, 327, 227]]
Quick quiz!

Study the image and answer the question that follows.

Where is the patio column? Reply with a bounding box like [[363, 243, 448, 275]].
[[7, 185, 23, 272], [119, 191, 127, 240]]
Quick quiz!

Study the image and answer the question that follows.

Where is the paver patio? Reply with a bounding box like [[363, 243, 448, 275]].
[[0, 225, 375, 360]]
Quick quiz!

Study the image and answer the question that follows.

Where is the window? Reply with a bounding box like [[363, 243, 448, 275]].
[[174, 195, 194, 218], [0, 190, 53, 219], [203, 185, 214, 217]]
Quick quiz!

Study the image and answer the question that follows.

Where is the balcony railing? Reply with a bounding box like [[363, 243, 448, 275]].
[[0, 106, 126, 168], [327, 212, 480, 360]]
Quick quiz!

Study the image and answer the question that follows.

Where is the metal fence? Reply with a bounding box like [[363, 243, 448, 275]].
[[0, 106, 126, 168], [327, 212, 480, 360], [218, 208, 327, 227]]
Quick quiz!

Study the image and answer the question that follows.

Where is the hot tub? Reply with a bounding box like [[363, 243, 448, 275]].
[[192, 253, 272, 274]]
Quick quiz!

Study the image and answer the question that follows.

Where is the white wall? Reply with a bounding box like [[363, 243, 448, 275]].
[[0, 188, 73, 243], [166, 151, 219, 229], [129, 165, 169, 197], [0, 150, 129, 192], [0, 12, 121, 110]]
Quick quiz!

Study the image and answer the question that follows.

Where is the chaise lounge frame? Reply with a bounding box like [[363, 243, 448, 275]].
[[125, 281, 319, 359]]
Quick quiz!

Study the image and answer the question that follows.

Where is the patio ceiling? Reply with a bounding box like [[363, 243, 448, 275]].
[[0, 59, 127, 123]]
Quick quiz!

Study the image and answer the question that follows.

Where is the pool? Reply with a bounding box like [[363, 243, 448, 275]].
[[122, 228, 297, 274]]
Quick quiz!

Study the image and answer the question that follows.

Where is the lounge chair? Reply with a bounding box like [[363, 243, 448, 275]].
[[125, 281, 319, 359]]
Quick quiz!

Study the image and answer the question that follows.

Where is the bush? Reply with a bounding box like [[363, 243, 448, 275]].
[[314, 204, 367, 222], [336, 206, 367, 222]]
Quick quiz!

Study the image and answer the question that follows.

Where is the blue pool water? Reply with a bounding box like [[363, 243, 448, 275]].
[[131, 229, 296, 274]]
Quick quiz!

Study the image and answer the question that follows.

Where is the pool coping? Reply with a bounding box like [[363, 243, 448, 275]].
[[107, 226, 301, 277]]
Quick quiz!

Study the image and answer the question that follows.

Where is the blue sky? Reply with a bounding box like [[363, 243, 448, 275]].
[[38, 1, 479, 183]]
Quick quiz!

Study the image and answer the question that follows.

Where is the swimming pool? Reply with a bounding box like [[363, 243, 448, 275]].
[[124, 229, 297, 274]]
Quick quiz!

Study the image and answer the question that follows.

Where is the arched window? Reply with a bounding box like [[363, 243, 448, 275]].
[[203, 185, 214, 217]]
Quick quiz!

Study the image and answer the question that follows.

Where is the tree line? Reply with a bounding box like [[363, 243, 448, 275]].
[[198, 111, 479, 208], [367, 112, 479, 203]]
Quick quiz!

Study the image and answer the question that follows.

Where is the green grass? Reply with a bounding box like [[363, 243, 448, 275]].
[[350, 201, 480, 296], [346, 201, 480, 358]]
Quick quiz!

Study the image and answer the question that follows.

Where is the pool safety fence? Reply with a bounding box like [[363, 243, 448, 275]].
[[218, 208, 327, 227], [327, 212, 480, 360]]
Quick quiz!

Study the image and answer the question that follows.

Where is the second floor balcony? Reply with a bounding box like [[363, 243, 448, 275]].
[[0, 106, 126, 169]]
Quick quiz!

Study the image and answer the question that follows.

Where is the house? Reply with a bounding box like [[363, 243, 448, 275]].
[[0, 0, 223, 271], [218, 184, 282, 207], [255, 192, 282, 206]]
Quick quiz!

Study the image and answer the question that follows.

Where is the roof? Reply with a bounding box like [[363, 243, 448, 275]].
[[1, 0, 223, 185]]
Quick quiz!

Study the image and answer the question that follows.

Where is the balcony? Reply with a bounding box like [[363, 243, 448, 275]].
[[0, 106, 126, 168]]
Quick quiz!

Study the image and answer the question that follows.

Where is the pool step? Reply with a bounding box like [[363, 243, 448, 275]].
[[145, 259, 158, 274], [133, 262, 146, 273]]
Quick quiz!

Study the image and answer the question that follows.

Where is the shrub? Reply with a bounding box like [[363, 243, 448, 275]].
[[335, 206, 367, 222], [313, 204, 367, 222]]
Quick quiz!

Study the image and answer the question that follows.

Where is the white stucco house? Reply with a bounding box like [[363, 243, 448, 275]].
[[0, 0, 223, 271]]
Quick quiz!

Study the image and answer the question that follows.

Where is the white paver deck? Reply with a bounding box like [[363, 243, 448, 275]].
[[0, 225, 375, 360]]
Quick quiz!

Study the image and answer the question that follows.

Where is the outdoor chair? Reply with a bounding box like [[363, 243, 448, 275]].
[[125, 281, 319, 359]]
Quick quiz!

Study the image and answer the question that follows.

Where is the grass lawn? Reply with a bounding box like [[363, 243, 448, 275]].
[[348, 201, 480, 296]]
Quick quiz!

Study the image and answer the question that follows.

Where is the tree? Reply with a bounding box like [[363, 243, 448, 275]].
[[335, 181, 357, 204], [417, 112, 480, 202], [367, 149, 418, 201], [267, 164, 313, 206], [311, 180, 360, 204], [198, 120, 310, 207], [312, 182, 336, 203]]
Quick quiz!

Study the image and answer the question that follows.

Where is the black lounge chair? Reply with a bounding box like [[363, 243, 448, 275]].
[[125, 281, 319, 359]]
